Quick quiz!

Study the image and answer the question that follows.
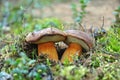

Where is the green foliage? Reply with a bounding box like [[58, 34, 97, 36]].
[[95, 6, 120, 54], [11, 17, 64, 35], [95, 61, 120, 80], [2, 52, 49, 80], [0, 0, 64, 36], [101, 62, 120, 80], [93, 6, 120, 53], [71, 0, 90, 23], [90, 53, 117, 68], [97, 27, 120, 53], [32, 18, 64, 31], [54, 65, 89, 80]]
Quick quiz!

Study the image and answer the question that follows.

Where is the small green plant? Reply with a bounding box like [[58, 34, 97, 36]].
[[96, 27, 120, 54], [32, 18, 64, 31], [71, 0, 90, 23], [113, 6, 120, 25], [2, 52, 51, 80]]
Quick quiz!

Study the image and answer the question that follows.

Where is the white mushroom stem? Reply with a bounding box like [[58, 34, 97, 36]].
[[61, 43, 82, 63], [38, 41, 58, 61]]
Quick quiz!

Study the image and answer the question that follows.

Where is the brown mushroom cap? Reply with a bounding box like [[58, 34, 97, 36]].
[[65, 30, 94, 51], [25, 27, 66, 44]]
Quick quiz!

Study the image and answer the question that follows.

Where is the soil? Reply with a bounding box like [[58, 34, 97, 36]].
[[32, 0, 120, 30]]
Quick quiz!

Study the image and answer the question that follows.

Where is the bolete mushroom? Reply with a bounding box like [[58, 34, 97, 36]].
[[25, 27, 66, 61], [61, 30, 93, 63]]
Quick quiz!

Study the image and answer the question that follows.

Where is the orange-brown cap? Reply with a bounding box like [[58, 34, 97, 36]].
[[25, 27, 66, 44], [65, 30, 94, 51]]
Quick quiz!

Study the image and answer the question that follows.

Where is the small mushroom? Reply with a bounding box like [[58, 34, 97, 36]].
[[61, 30, 94, 63], [25, 27, 66, 61]]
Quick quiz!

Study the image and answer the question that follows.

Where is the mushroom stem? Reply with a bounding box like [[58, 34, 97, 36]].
[[61, 43, 82, 63], [38, 41, 58, 61]]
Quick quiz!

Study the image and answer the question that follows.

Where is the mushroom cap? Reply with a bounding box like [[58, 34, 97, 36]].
[[65, 30, 94, 51], [25, 27, 66, 44]]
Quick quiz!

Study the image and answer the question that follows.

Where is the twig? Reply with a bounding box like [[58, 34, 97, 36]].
[[0, 40, 14, 44], [101, 16, 104, 28], [79, 23, 86, 32]]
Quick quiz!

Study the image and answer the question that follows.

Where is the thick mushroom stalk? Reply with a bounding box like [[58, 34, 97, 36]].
[[38, 42, 58, 61], [61, 43, 82, 63]]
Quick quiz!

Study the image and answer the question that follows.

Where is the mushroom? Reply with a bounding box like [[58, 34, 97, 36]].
[[25, 27, 66, 61], [61, 30, 94, 63]]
